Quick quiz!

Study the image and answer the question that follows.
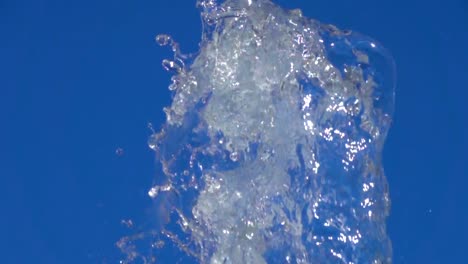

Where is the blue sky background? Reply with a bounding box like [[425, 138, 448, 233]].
[[1, 0, 467, 263]]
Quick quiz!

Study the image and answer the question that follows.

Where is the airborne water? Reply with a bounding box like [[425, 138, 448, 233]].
[[118, 0, 396, 263]]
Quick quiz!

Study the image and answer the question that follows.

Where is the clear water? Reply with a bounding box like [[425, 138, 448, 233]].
[[118, 0, 395, 263]]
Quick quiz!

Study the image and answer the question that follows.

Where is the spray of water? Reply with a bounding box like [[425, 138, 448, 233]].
[[118, 0, 395, 263]]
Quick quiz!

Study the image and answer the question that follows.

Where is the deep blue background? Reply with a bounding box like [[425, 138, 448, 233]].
[[1, 0, 467, 263]]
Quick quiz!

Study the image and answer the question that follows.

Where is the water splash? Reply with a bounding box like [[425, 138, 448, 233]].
[[118, 0, 395, 263]]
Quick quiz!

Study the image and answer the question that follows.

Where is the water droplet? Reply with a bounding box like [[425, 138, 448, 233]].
[[160, 184, 172, 191], [229, 151, 239, 161], [167, 76, 180, 91], [147, 122, 155, 133], [148, 186, 159, 198], [148, 134, 158, 151], [148, 184, 172, 198], [245, 232, 254, 240], [163, 107, 176, 122], [121, 219, 134, 228], [155, 34, 171, 46], [152, 240, 165, 249], [168, 83, 177, 91], [162, 59, 182, 73], [115, 147, 124, 156]]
